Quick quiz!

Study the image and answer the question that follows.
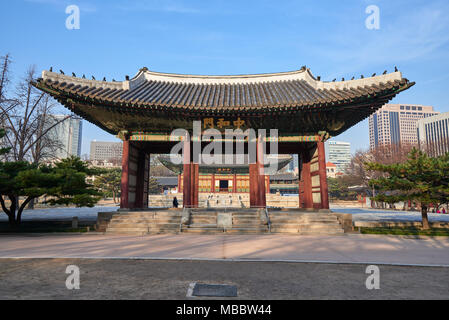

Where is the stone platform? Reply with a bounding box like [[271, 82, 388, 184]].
[[98, 208, 351, 235]]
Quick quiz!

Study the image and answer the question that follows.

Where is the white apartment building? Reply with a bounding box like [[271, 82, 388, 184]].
[[326, 141, 351, 174]]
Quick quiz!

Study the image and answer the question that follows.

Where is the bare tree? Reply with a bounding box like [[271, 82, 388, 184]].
[[346, 143, 419, 209], [0, 56, 74, 210], [106, 142, 123, 167], [0, 63, 69, 163]]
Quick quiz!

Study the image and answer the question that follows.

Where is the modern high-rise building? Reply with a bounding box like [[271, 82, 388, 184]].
[[417, 111, 449, 157], [369, 104, 438, 149], [90, 141, 123, 162], [45, 115, 82, 159], [326, 141, 351, 174]]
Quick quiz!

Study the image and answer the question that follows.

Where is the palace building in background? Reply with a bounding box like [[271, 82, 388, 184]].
[[158, 154, 293, 195], [34, 66, 413, 210], [369, 104, 438, 149]]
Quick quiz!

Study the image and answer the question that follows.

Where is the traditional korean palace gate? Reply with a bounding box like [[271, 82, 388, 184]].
[[34, 66, 414, 210]]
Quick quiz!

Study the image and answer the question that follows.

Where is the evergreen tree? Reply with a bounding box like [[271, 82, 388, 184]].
[[0, 157, 101, 226], [0, 128, 10, 156], [93, 168, 121, 203], [365, 148, 449, 229]]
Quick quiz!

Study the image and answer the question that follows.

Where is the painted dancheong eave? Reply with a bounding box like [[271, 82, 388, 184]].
[[32, 66, 414, 138]]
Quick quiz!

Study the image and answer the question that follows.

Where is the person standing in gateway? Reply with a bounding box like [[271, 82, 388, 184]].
[[173, 197, 179, 208]]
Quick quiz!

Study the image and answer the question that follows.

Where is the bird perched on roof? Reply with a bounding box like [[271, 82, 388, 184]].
[[112, 79, 116, 82], [332, 78, 336, 82], [383, 70, 387, 75], [372, 73, 376, 77], [82, 74, 86, 79], [72, 72, 76, 77], [395, 66, 398, 72], [341, 77, 345, 81], [49, 67, 53, 72], [317, 76, 321, 81], [351, 76, 355, 80], [60, 69, 64, 75], [125, 75, 130, 81], [361, 75, 364, 79], [92, 76, 96, 80], [103, 77, 106, 81]]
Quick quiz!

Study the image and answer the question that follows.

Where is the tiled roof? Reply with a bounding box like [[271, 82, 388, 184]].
[[34, 67, 414, 111]]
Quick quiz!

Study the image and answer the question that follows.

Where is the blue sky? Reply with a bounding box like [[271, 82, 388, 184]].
[[1, 0, 448, 156]]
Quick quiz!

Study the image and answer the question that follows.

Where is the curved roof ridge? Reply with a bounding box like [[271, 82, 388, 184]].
[[40, 67, 405, 92]]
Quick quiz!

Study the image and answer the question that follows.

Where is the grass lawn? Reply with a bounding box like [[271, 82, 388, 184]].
[[360, 227, 449, 237]]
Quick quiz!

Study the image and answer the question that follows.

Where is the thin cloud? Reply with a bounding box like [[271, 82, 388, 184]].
[[296, 1, 449, 78]]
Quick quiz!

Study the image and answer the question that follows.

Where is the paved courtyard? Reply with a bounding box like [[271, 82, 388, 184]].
[[1, 233, 449, 266], [0, 258, 448, 299]]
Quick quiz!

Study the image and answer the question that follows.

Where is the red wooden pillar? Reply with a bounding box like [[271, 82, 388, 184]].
[[120, 139, 130, 209], [135, 151, 149, 209], [211, 174, 215, 193], [191, 162, 199, 208], [300, 150, 313, 209], [182, 137, 199, 208], [249, 163, 259, 207], [257, 137, 266, 207], [233, 174, 237, 193], [183, 164, 191, 208], [178, 175, 182, 194], [182, 138, 192, 208], [317, 141, 330, 209], [249, 136, 266, 208]]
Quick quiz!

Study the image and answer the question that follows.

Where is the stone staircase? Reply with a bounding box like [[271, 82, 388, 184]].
[[228, 209, 269, 234], [269, 211, 344, 235], [105, 210, 182, 235], [102, 209, 345, 235], [182, 209, 218, 234], [181, 208, 269, 234]]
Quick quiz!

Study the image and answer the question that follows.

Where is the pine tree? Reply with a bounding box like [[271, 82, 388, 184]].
[[365, 148, 449, 229], [0, 128, 10, 156], [0, 157, 101, 226]]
